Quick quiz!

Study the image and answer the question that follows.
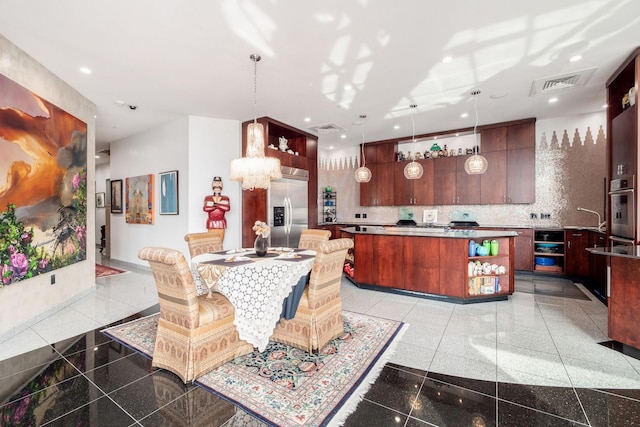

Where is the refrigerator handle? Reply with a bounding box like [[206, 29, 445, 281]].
[[287, 196, 293, 234]]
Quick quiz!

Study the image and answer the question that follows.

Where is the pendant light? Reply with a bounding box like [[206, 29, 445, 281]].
[[404, 104, 424, 179], [230, 54, 282, 190], [354, 114, 372, 183], [464, 90, 488, 175]]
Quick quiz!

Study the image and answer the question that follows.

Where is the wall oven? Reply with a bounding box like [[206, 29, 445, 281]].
[[609, 177, 635, 242]]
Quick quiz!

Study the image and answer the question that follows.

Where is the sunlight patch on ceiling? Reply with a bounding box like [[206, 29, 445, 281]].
[[221, 0, 275, 56], [474, 39, 525, 81], [475, 17, 528, 43]]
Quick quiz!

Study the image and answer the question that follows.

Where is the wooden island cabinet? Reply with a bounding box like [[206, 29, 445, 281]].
[[342, 226, 515, 303]]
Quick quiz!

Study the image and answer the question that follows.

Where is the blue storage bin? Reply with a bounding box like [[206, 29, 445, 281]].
[[535, 257, 555, 266]]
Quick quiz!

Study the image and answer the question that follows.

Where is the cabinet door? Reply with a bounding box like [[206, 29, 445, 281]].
[[376, 164, 394, 205], [372, 235, 404, 287], [481, 126, 507, 152], [438, 238, 467, 298], [481, 151, 507, 204], [511, 228, 533, 271], [413, 159, 435, 205], [403, 236, 439, 293], [434, 157, 457, 205], [588, 231, 607, 300], [507, 147, 535, 203], [456, 156, 481, 204], [393, 162, 414, 205], [353, 234, 374, 284], [610, 105, 636, 180], [359, 164, 376, 206], [565, 231, 589, 277]]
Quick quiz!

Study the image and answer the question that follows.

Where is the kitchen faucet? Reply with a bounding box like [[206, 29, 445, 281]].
[[577, 207, 606, 231]]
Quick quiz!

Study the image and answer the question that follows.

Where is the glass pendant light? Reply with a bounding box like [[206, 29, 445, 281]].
[[464, 90, 488, 175], [404, 104, 424, 179], [230, 54, 282, 190], [354, 114, 372, 183]]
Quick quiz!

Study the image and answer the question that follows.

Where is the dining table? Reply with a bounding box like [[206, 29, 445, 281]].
[[190, 248, 315, 351]]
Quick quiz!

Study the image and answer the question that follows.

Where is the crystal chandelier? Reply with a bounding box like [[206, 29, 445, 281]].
[[404, 104, 424, 179], [230, 54, 282, 190], [354, 114, 372, 183], [464, 90, 488, 175]]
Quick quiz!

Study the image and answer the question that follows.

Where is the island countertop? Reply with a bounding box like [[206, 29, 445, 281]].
[[340, 226, 518, 239]]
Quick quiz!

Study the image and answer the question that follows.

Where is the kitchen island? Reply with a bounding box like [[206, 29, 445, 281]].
[[341, 226, 517, 303], [586, 245, 640, 359]]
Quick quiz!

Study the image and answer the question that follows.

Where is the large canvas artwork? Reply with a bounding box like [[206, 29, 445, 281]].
[[125, 175, 154, 224], [0, 73, 88, 286]]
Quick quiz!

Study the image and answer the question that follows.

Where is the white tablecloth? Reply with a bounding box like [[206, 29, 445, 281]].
[[191, 250, 315, 351]]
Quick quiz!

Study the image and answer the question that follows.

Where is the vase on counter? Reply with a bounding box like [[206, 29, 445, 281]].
[[254, 235, 268, 257]]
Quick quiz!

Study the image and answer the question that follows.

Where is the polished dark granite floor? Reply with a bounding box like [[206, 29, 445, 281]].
[[2, 311, 640, 426]]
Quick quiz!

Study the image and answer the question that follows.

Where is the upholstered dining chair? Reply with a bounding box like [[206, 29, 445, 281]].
[[184, 231, 223, 258], [298, 229, 331, 251], [138, 247, 254, 383], [270, 238, 354, 353]]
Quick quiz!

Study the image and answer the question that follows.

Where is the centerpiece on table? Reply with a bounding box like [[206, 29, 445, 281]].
[[252, 220, 270, 257]]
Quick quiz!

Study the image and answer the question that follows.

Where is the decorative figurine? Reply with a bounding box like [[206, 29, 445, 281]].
[[203, 176, 230, 240]]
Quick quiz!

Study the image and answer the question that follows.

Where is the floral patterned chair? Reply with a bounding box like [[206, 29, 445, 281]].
[[298, 229, 331, 251], [138, 247, 254, 383], [184, 231, 224, 258], [270, 238, 354, 353]]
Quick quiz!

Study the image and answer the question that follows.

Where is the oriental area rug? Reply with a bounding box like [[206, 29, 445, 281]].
[[102, 311, 406, 427], [95, 263, 127, 278]]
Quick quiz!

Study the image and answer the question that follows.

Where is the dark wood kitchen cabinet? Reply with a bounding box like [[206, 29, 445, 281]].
[[588, 231, 607, 302], [565, 230, 589, 277], [506, 123, 535, 204], [456, 155, 482, 204], [393, 159, 434, 205], [403, 236, 440, 293], [433, 156, 457, 205], [360, 143, 396, 206]]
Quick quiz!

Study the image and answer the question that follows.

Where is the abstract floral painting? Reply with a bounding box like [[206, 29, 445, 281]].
[[0, 73, 88, 286], [125, 174, 154, 224]]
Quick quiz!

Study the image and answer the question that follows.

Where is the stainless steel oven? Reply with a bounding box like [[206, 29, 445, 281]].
[[609, 177, 635, 241]]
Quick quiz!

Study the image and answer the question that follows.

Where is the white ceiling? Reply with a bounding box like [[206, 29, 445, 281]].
[[1, 0, 639, 159]]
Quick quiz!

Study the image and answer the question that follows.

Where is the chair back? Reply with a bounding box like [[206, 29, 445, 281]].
[[138, 247, 200, 329], [307, 238, 353, 308], [184, 232, 223, 258], [299, 229, 331, 251]]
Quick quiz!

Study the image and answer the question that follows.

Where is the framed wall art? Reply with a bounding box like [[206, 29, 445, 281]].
[[110, 179, 123, 213], [125, 174, 154, 224], [159, 170, 179, 215], [96, 192, 105, 208]]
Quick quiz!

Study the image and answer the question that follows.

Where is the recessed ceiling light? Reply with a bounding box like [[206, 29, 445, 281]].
[[304, 117, 311, 122], [569, 55, 582, 62], [344, 84, 352, 90], [80, 67, 92, 74], [394, 125, 400, 130], [548, 97, 558, 103], [329, 146, 334, 150], [94, 155, 100, 159], [460, 113, 468, 118], [341, 134, 346, 139], [602, 104, 608, 108], [442, 56, 453, 63]]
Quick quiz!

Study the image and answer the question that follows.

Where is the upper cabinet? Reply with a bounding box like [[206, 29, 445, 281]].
[[607, 48, 639, 183], [383, 119, 535, 207], [360, 143, 396, 206]]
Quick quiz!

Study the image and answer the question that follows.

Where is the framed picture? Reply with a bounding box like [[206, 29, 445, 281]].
[[159, 170, 179, 215], [125, 174, 154, 224], [96, 192, 105, 208], [110, 179, 123, 213]]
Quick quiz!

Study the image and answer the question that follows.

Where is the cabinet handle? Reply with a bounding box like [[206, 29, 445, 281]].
[[568, 241, 571, 249]]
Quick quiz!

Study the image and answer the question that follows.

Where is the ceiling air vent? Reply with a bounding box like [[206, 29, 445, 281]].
[[307, 123, 346, 135], [529, 67, 597, 96]]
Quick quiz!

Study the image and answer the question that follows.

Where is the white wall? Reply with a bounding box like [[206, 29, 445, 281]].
[[109, 118, 190, 265], [108, 116, 242, 266], [0, 34, 97, 337], [187, 117, 242, 250]]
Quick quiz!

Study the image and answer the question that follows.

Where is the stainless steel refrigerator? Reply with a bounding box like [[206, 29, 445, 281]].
[[268, 167, 309, 248]]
